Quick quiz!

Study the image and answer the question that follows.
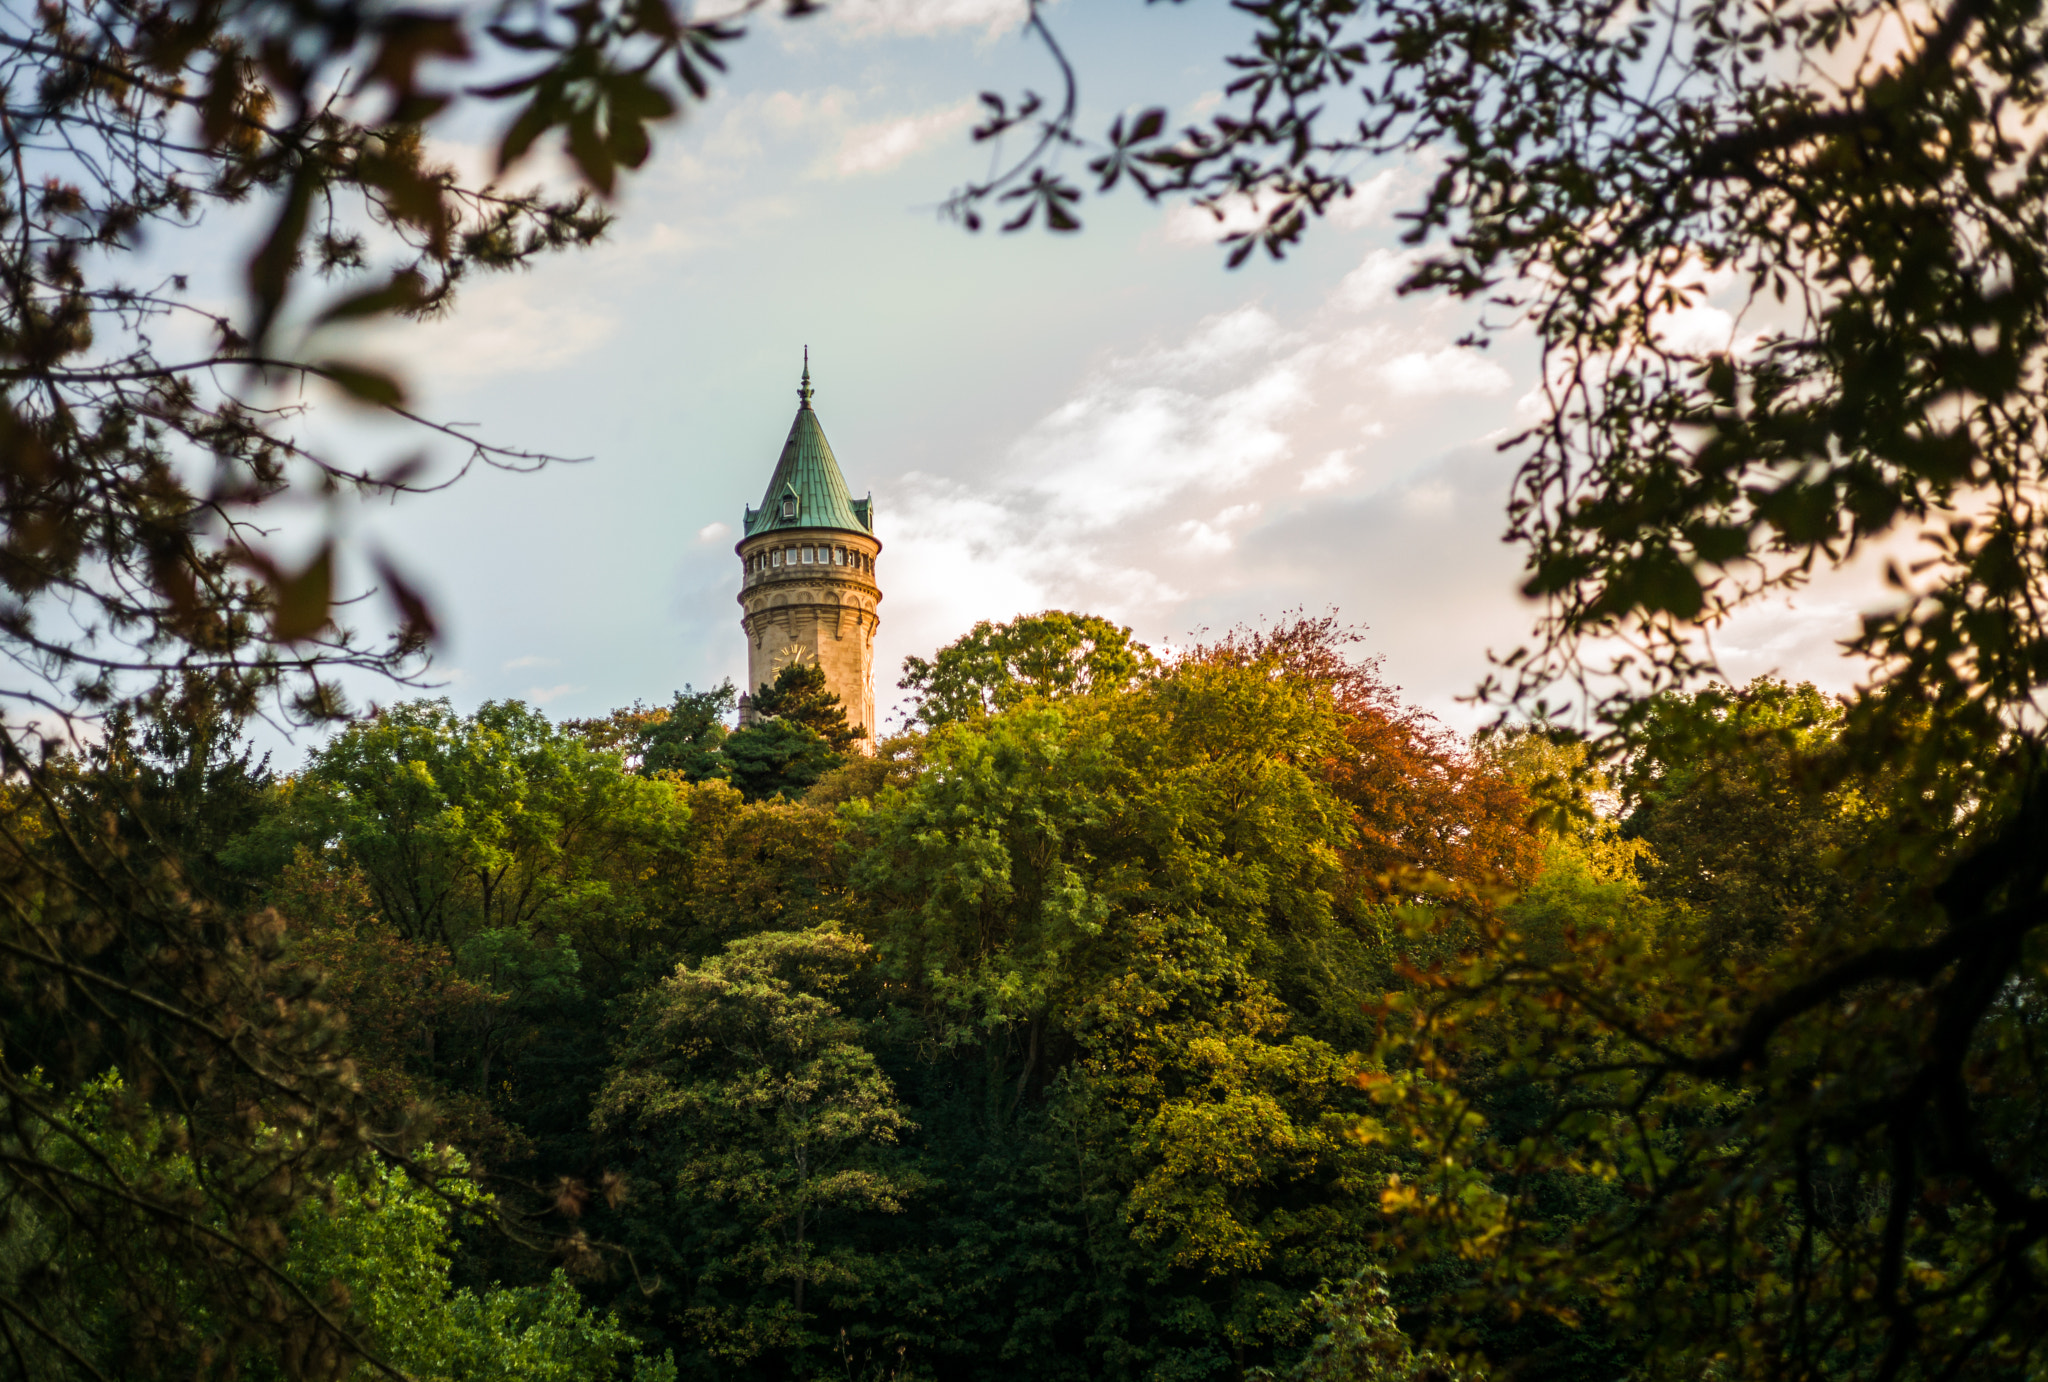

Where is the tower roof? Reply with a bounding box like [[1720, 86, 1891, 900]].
[[743, 355, 875, 539]]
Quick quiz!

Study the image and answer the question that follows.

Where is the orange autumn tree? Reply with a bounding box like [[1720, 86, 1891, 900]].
[[1187, 614, 1539, 902]]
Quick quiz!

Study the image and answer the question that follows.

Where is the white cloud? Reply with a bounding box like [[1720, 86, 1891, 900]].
[[1150, 304, 1290, 376], [1011, 323, 1309, 527], [1654, 301, 1738, 355], [869, 244, 1548, 720], [1400, 480, 1457, 518], [1300, 451, 1357, 492], [1164, 166, 1417, 248], [1334, 248, 1422, 312], [828, 101, 976, 177], [825, 0, 1030, 38], [1647, 261, 1748, 355], [698, 521, 733, 542], [503, 654, 560, 670], [1162, 192, 1273, 247], [632, 88, 976, 220], [568, 86, 986, 265], [383, 276, 617, 382], [1371, 346, 1513, 397], [696, 89, 857, 165], [1179, 502, 1263, 553], [876, 475, 1184, 693], [1326, 168, 1410, 229], [526, 683, 584, 705]]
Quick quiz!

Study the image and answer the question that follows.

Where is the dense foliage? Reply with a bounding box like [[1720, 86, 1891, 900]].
[[1, 612, 1574, 1380], [10, 595, 2032, 1380]]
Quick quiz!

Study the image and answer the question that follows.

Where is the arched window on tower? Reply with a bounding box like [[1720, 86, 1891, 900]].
[[781, 494, 798, 520]]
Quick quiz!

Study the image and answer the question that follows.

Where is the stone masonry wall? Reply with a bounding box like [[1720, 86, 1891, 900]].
[[736, 530, 882, 748]]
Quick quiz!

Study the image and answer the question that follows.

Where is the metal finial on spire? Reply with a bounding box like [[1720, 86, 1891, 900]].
[[799, 346, 814, 407]]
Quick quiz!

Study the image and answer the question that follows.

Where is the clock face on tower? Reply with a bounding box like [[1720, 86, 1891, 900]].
[[770, 641, 814, 677]]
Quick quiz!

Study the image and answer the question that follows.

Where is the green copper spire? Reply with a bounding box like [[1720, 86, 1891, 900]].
[[743, 352, 874, 538]]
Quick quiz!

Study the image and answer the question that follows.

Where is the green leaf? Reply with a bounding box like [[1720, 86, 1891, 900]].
[[567, 114, 616, 196], [311, 271, 427, 327], [317, 360, 407, 408], [272, 543, 334, 642], [246, 168, 317, 348], [496, 91, 556, 170]]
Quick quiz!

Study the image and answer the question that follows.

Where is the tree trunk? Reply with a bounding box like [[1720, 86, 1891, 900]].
[[1009, 1013, 1041, 1120]]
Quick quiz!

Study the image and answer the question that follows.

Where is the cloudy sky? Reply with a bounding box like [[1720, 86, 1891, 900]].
[[289, 0, 1888, 744]]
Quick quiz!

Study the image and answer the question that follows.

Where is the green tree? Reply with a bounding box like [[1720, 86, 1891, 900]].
[[593, 925, 915, 1370], [842, 639, 1390, 1373], [1198, 615, 1540, 907], [256, 699, 712, 1230], [0, 0, 873, 1350], [2, 1070, 675, 1382], [641, 685, 741, 778], [273, 846, 516, 1155], [1077, 912, 1373, 1290], [719, 718, 842, 804], [1361, 723, 2033, 1380], [751, 664, 864, 755], [657, 779, 851, 961], [1619, 678, 1908, 961], [899, 609, 1155, 728], [609, 667, 858, 803], [0, 2, 833, 1373], [0, 704, 389, 1380], [278, 1155, 677, 1382], [1289, 1269, 1479, 1382], [574, 676, 849, 802], [278, 698, 689, 954]]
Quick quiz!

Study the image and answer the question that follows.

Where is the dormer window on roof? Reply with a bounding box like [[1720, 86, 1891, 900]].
[[781, 492, 798, 519]]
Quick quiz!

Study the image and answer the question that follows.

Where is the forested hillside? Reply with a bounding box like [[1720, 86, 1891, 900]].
[[4, 612, 1973, 1382]]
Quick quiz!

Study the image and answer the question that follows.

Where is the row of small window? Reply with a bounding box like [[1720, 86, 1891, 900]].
[[748, 544, 871, 574]]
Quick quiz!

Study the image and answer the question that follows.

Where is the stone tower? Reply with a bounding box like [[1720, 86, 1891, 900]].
[[734, 356, 881, 742]]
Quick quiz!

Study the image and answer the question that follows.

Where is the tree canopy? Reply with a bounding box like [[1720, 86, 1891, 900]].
[[17, 602, 2033, 1379], [898, 610, 1155, 728], [7, 612, 1563, 1381]]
